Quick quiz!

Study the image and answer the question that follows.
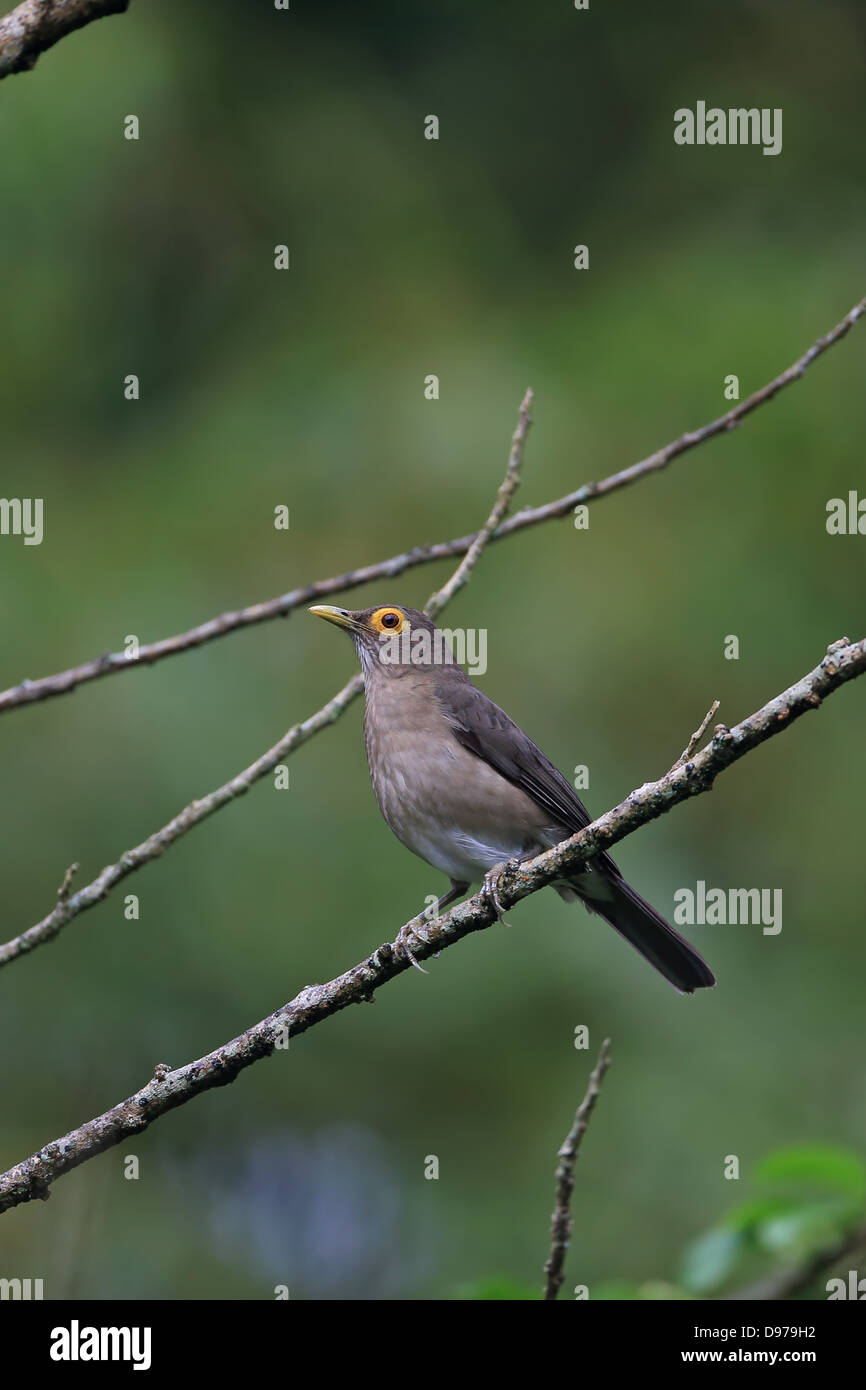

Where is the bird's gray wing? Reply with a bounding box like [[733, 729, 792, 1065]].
[[437, 676, 622, 876], [437, 676, 715, 992]]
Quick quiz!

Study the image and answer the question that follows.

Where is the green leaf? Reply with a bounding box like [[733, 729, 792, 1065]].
[[755, 1197, 860, 1257], [754, 1146, 866, 1199], [723, 1196, 792, 1235], [678, 1225, 745, 1293]]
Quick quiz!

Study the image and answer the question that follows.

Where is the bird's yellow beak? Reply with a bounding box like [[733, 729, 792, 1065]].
[[309, 605, 357, 631]]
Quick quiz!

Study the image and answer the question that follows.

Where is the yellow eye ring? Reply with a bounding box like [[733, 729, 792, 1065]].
[[370, 607, 405, 634]]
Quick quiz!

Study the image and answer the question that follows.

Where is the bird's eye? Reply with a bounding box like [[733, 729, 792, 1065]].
[[370, 607, 405, 634]]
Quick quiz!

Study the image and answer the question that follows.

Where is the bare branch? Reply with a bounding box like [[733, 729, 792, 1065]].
[[1, 297, 862, 716], [543, 1039, 612, 1302], [1, 635, 862, 1214], [55, 861, 79, 902], [0, 0, 129, 79], [424, 388, 531, 620], [0, 672, 363, 967], [0, 392, 533, 969], [669, 699, 720, 774]]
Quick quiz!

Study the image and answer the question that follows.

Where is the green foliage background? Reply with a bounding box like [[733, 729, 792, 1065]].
[[0, 0, 864, 1299]]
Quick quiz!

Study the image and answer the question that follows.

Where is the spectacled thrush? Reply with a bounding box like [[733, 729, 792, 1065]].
[[310, 603, 715, 994]]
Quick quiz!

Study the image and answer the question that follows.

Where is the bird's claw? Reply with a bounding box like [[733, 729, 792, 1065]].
[[481, 863, 514, 926], [395, 919, 430, 974]]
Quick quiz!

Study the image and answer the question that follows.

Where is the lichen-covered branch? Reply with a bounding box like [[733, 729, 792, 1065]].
[[543, 1039, 612, 1302], [0, 392, 532, 969], [1, 297, 862, 715], [0, 0, 128, 78], [1, 635, 862, 1214]]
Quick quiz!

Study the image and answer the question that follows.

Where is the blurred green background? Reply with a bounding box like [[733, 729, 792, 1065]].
[[1, 0, 864, 1300]]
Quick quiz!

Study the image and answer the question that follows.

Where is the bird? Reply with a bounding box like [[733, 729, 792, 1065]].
[[309, 602, 715, 994]]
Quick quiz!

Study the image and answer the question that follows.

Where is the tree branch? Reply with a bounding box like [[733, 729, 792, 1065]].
[[424, 389, 530, 619], [0, 0, 128, 78], [1, 297, 862, 715], [0, 392, 533, 969], [669, 699, 720, 774], [543, 1039, 612, 1301], [1, 635, 862, 1215], [0, 671, 363, 967]]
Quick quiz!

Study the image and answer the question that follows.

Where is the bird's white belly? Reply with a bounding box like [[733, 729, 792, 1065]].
[[385, 803, 528, 883]]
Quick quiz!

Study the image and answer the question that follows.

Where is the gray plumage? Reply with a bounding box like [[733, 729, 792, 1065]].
[[310, 603, 715, 994]]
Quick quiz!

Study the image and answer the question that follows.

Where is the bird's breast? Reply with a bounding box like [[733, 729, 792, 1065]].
[[362, 674, 556, 882]]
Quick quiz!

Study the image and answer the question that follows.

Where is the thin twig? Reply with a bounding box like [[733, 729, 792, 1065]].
[[543, 1039, 612, 1301], [0, 673, 362, 967], [56, 862, 79, 902], [1, 298, 862, 716], [670, 699, 720, 773], [0, 391, 533, 970], [425, 389, 531, 620], [1, 635, 863, 1214], [0, 0, 129, 78]]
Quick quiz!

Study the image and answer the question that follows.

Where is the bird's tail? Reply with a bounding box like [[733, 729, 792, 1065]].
[[560, 873, 716, 994]]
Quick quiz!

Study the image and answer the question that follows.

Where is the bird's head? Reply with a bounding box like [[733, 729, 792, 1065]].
[[309, 603, 452, 680]]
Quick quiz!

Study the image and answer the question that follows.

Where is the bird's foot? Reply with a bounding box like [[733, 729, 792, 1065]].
[[481, 861, 516, 926], [395, 917, 431, 974]]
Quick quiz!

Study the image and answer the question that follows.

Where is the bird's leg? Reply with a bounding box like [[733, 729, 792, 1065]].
[[431, 880, 470, 916], [481, 865, 511, 923], [481, 858, 519, 925], [396, 879, 469, 971], [482, 849, 537, 924]]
